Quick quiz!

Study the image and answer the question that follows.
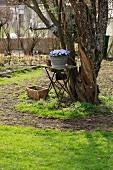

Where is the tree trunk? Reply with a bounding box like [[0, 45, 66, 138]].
[[66, 35, 78, 99], [68, 0, 108, 103], [75, 43, 98, 103]]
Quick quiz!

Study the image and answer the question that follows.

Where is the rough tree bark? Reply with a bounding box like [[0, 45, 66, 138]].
[[69, 0, 108, 103]]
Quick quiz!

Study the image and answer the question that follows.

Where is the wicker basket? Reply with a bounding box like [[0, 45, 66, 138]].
[[26, 86, 49, 100]]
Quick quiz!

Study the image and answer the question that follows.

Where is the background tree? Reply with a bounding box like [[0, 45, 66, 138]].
[[15, 15, 46, 55], [0, 7, 12, 39], [2, 24, 12, 55], [21, 0, 108, 103], [0, 7, 12, 29], [19, 29, 46, 55], [0, 7, 13, 54]]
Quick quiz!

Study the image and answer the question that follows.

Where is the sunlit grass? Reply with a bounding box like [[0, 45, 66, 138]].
[[100, 96, 113, 111], [0, 68, 42, 86], [0, 125, 113, 170]]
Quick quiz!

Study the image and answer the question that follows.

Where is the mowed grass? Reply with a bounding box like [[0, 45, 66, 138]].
[[0, 68, 42, 86], [0, 125, 113, 170]]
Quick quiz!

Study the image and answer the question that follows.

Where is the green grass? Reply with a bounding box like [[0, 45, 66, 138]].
[[16, 97, 113, 119], [0, 68, 42, 86], [0, 125, 113, 170], [0, 66, 6, 72]]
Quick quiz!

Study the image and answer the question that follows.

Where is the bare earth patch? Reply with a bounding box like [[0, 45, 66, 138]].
[[0, 60, 113, 131]]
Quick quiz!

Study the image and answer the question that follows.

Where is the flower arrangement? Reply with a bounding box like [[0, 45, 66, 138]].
[[49, 49, 70, 57]]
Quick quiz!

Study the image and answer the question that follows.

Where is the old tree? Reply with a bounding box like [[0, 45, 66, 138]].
[[24, 0, 108, 103]]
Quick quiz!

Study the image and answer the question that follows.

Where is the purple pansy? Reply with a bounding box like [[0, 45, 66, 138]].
[[50, 49, 70, 57]]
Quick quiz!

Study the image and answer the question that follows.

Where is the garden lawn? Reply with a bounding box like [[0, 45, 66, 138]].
[[0, 68, 42, 86], [0, 125, 113, 170]]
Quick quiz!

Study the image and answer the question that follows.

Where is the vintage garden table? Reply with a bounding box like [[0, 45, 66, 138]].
[[44, 65, 77, 100]]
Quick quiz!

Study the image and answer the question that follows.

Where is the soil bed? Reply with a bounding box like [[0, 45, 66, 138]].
[[0, 60, 113, 131]]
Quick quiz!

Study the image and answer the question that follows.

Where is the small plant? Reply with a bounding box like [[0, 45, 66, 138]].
[[45, 55, 51, 66], [0, 66, 5, 71], [0, 56, 5, 66], [47, 101, 57, 110], [6, 55, 12, 65], [39, 55, 43, 59], [46, 55, 50, 60]]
